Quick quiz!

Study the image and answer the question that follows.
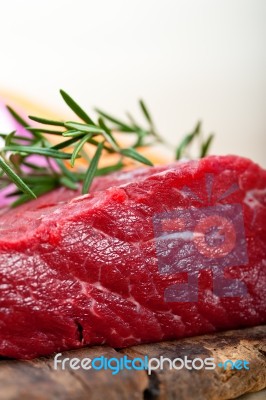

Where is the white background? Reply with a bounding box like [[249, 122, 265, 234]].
[[0, 0, 265, 166]]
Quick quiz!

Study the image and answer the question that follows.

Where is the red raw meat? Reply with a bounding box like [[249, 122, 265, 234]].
[[0, 155, 265, 359]]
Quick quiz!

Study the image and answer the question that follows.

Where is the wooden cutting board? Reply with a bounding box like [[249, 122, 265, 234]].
[[0, 325, 265, 400]]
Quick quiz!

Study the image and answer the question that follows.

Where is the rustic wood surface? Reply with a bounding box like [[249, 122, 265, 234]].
[[0, 325, 265, 400]]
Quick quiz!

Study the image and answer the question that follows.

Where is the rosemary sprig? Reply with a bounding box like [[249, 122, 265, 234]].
[[0, 156, 36, 199], [175, 121, 201, 160], [200, 133, 214, 158], [3, 145, 74, 159], [175, 121, 214, 160], [60, 89, 95, 125], [95, 98, 165, 147], [0, 90, 214, 207], [82, 141, 104, 194]]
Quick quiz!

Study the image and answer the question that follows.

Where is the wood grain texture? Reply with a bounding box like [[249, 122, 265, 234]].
[[0, 325, 265, 400]]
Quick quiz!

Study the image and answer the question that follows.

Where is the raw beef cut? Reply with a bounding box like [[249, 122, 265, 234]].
[[0, 155, 265, 359]]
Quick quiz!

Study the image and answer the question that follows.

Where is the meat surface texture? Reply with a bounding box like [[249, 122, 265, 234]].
[[0, 155, 265, 359]]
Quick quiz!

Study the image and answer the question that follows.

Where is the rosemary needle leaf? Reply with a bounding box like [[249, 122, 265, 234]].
[[71, 133, 93, 167], [3, 145, 74, 160], [132, 129, 148, 148], [98, 117, 120, 150], [176, 134, 193, 160], [139, 99, 154, 127], [0, 133, 32, 142], [95, 161, 124, 176], [22, 161, 47, 170], [64, 122, 104, 135], [102, 133, 119, 151], [5, 189, 22, 197], [120, 148, 153, 166], [0, 157, 36, 198], [98, 117, 111, 134], [95, 109, 134, 132], [200, 133, 214, 158], [60, 90, 95, 126], [26, 127, 64, 135], [6, 106, 29, 128], [10, 194, 34, 208], [62, 130, 84, 138], [87, 138, 114, 153], [7, 106, 42, 139], [55, 159, 78, 182], [21, 175, 56, 184], [59, 176, 78, 190], [175, 122, 201, 160], [194, 120, 201, 135], [11, 184, 56, 208], [126, 112, 139, 128], [29, 115, 65, 127], [82, 142, 104, 194], [52, 136, 80, 150], [5, 131, 16, 146]]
